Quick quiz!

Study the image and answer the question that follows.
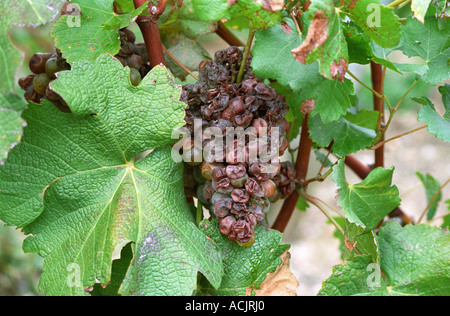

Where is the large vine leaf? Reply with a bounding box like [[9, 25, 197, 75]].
[[51, 0, 147, 64], [331, 159, 401, 231], [198, 219, 293, 296], [319, 222, 450, 296], [191, 0, 283, 29], [0, 55, 223, 295]]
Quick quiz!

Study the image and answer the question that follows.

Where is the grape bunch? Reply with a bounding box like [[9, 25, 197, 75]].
[[18, 50, 71, 112], [18, 27, 150, 111], [180, 46, 296, 247], [114, 28, 152, 86]]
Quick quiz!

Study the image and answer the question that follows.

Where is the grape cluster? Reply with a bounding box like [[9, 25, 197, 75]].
[[181, 46, 296, 247], [18, 50, 71, 112], [18, 27, 149, 112], [114, 28, 152, 86]]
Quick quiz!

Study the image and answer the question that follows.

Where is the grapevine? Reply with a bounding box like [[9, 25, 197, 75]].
[[0, 0, 449, 298]]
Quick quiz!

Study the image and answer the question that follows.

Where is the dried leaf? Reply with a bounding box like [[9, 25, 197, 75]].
[[291, 10, 329, 64], [252, 250, 299, 296], [330, 58, 348, 82], [301, 99, 315, 115], [258, 0, 284, 12]]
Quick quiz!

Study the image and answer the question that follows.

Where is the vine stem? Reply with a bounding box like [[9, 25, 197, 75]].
[[382, 80, 419, 133], [417, 177, 450, 224], [162, 44, 200, 81], [236, 26, 256, 84], [216, 21, 244, 47], [133, 0, 167, 68], [386, 0, 409, 7], [371, 124, 428, 150], [301, 192, 345, 237], [371, 62, 385, 168], [272, 115, 313, 233]]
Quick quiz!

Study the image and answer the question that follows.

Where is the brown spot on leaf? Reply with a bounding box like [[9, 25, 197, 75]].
[[339, 0, 357, 9], [227, 0, 238, 5], [330, 58, 348, 82], [344, 235, 358, 252], [258, 0, 284, 12], [281, 20, 292, 35], [291, 10, 329, 64], [301, 99, 315, 115]]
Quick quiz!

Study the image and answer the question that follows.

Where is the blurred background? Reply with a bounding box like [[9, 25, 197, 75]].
[[1, 13, 448, 296]]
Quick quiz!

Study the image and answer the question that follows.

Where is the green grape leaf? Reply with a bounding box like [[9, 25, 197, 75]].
[[51, 0, 148, 64], [411, 0, 432, 23], [198, 219, 290, 296], [252, 17, 323, 91], [343, 24, 401, 73], [331, 159, 401, 231], [0, 56, 223, 295], [309, 109, 379, 157], [339, 0, 401, 48], [319, 222, 450, 296], [397, 13, 450, 85], [377, 222, 450, 296], [318, 255, 386, 295], [0, 0, 64, 27], [416, 172, 442, 220], [289, 77, 355, 124], [160, 0, 217, 39], [342, 220, 379, 262], [292, 0, 349, 81], [415, 96, 450, 142], [0, 25, 22, 94], [0, 95, 24, 163], [191, 0, 230, 21], [191, 0, 282, 29], [114, 0, 137, 13], [439, 83, 450, 117]]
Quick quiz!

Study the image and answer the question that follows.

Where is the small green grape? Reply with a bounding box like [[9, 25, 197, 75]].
[[237, 235, 255, 247], [129, 68, 142, 86], [45, 57, 60, 79], [33, 73, 51, 95]]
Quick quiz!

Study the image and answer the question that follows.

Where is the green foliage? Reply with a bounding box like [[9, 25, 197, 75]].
[[51, 0, 147, 63], [0, 0, 448, 297], [320, 222, 450, 296], [332, 159, 401, 231], [198, 219, 289, 296]]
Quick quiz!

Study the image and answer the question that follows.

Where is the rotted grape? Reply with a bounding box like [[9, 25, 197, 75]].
[[180, 46, 296, 247], [18, 49, 71, 112]]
